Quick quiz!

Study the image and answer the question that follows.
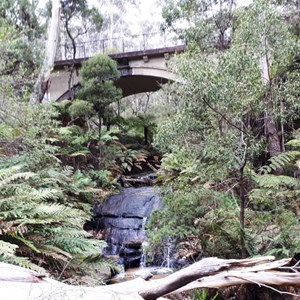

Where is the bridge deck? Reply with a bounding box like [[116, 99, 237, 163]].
[[54, 45, 186, 68]]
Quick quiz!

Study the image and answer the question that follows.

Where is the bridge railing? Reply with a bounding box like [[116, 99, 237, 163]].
[[55, 31, 185, 61]]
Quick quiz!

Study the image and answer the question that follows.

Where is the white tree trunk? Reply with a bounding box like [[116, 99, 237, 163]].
[[260, 34, 282, 159], [30, 0, 61, 104]]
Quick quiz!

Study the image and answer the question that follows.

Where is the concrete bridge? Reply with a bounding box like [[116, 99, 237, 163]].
[[48, 34, 185, 101]]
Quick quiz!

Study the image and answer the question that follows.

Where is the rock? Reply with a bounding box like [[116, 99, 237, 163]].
[[93, 187, 163, 269], [94, 187, 162, 218]]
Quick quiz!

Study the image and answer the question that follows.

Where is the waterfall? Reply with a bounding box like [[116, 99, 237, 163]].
[[140, 217, 148, 268], [163, 237, 174, 269], [140, 250, 146, 268]]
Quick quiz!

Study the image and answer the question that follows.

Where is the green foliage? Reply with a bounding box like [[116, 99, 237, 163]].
[[157, 148, 198, 182], [60, 0, 103, 32], [148, 179, 252, 260], [58, 0, 103, 65], [0, 0, 44, 38], [0, 102, 119, 282], [151, 0, 300, 262], [162, 0, 235, 50], [0, 161, 108, 277], [259, 151, 300, 174], [0, 240, 44, 273], [77, 54, 122, 167], [89, 169, 117, 190], [192, 288, 218, 300], [68, 99, 95, 119], [0, 22, 42, 122], [249, 133, 300, 257], [79, 54, 121, 112], [0, 5, 121, 284], [125, 114, 157, 144]]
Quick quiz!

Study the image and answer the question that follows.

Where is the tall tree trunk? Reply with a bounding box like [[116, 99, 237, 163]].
[[239, 170, 246, 258], [65, 17, 77, 100], [30, 0, 61, 104], [144, 126, 148, 144], [98, 111, 102, 169], [260, 35, 282, 159]]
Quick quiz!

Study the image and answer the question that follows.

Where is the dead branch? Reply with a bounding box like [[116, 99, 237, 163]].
[[137, 257, 279, 300], [1, 256, 300, 300]]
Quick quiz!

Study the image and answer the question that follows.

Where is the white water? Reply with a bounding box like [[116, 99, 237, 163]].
[[163, 237, 174, 269]]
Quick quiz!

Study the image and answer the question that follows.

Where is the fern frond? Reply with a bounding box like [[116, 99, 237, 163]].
[[286, 139, 300, 148], [259, 151, 300, 174], [47, 227, 103, 256], [0, 255, 45, 273], [33, 203, 86, 223], [83, 254, 120, 274], [0, 240, 18, 256], [0, 240, 44, 272], [31, 188, 62, 201], [255, 174, 300, 189], [0, 165, 23, 180], [49, 236, 100, 255], [0, 172, 36, 188], [39, 245, 72, 263]]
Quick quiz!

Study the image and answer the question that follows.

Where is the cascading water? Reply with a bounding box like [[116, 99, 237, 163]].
[[139, 217, 149, 268], [163, 237, 175, 269], [140, 240, 149, 269]]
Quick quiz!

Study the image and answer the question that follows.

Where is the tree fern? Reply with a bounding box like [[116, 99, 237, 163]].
[[0, 163, 114, 280], [259, 150, 300, 174], [0, 240, 45, 273], [255, 174, 300, 189]]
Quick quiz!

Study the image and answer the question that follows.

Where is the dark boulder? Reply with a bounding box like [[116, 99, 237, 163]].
[[93, 187, 163, 269]]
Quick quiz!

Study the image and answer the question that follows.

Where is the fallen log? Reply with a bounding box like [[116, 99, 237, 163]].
[[0, 262, 46, 282], [1, 256, 300, 300], [136, 257, 289, 300]]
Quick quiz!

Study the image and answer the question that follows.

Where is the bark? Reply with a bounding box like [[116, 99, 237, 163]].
[[98, 111, 102, 168], [138, 257, 279, 300], [144, 126, 148, 144], [30, 0, 61, 104], [239, 172, 246, 258], [260, 35, 282, 159], [65, 15, 77, 100], [2, 256, 300, 300]]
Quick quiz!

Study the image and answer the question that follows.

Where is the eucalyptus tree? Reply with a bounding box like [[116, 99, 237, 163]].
[[0, 0, 42, 38], [31, 0, 61, 104], [96, 0, 164, 52], [153, 0, 300, 258], [162, 0, 236, 50], [97, 0, 130, 44], [0, 1, 45, 123], [59, 0, 103, 99]]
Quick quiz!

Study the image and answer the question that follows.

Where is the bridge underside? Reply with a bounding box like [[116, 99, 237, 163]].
[[115, 75, 168, 97], [55, 75, 169, 102]]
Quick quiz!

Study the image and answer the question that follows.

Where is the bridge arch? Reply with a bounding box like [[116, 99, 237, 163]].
[[115, 66, 178, 97], [48, 45, 185, 101]]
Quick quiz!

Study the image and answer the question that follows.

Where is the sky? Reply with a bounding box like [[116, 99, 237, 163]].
[[91, 0, 163, 36]]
